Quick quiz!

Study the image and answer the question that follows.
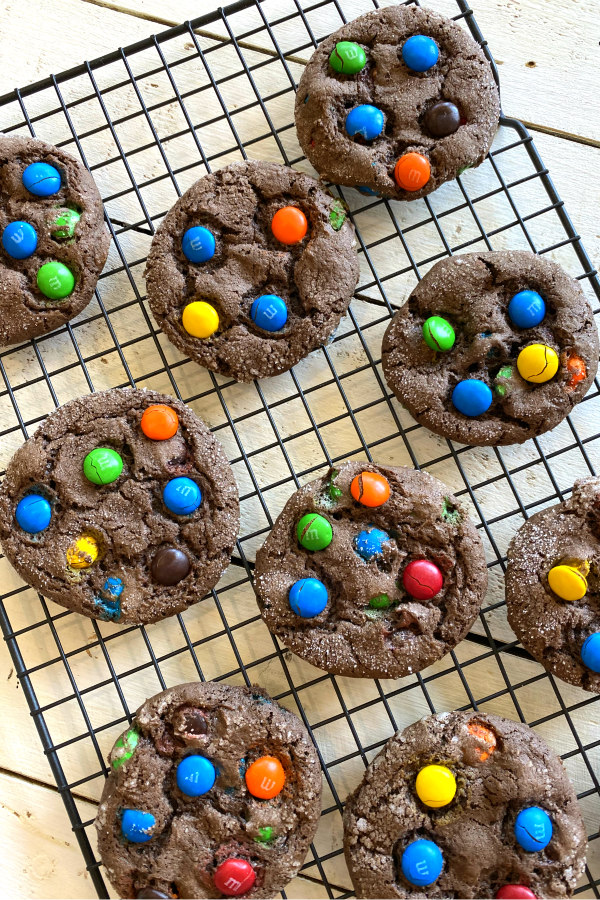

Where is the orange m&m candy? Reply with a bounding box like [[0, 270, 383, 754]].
[[394, 152, 431, 191], [245, 756, 285, 799], [141, 405, 179, 441], [271, 206, 308, 245], [467, 721, 497, 761], [565, 354, 587, 391], [351, 471, 391, 507]]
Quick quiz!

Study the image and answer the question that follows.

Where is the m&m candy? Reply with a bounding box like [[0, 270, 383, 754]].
[[581, 633, 600, 673], [176, 755, 216, 796], [66, 533, 100, 569], [182, 301, 219, 338], [345, 104, 385, 141], [297, 513, 333, 551], [271, 206, 307, 244], [466, 720, 497, 761], [163, 477, 202, 515], [565, 354, 587, 390], [37, 261, 75, 299], [402, 35, 439, 72], [401, 839, 443, 887], [517, 344, 559, 383], [289, 577, 328, 617], [547, 563, 588, 601], [423, 316, 455, 352], [250, 294, 288, 332], [213, 859, 256, 897], [424, 101, 460, 138], [137, 891, 170, 899], [508, 290, 546, 329], [329, 41, 367, 75], [452, 379, 493, 417], [2, 221, 37, 259], [415, 764, 456, 808], [255, 826, 275, 843], [182, 225, 215, 263], [22, 161, 61, 196], [151, 547, 190, 585], [514, 807, 553, 851], [121, 808, 156, 843], [141, 405, 179, 440], [496, 887, 537, 899], [110, 727, 139, 771], [245, 755, 285, 799], [83, 447, 123, 485], [403, 559, 443, 600], [354, 527, 390, 561], [394, 153, 431, 191], [15, 494, 51, 534], [51, 208, 81, 240], [350, 471, 390, 507]]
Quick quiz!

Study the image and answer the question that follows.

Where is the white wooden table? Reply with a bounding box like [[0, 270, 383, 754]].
[[0, 0, 598, 897]]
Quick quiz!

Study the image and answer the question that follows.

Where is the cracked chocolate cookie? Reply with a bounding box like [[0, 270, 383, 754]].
[[382, 251, 599, 446], [0, 388, 239, 624], [0, 134, 110, 345], [95, 681, 322, 899], [506, 477, 600, 694], [343, 711, 587, 898], [145, 160, 359, 381], [254, 461, 487, 679], [294, 4, 500, 200]]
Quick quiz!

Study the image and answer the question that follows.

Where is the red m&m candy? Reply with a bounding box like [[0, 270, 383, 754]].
[[245, 756, 285, 799], [141, 405, 179, 440], [271, 206, 308, 245], [214, 859, 256, 896], [496, 887, 536, 899], [350, 471, 390, 507], [402, 559, 443, 600]]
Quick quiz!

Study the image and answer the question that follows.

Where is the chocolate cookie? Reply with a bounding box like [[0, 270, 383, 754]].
[[343, 711, 587, 898], [294, 5, 500, 200], [0, 388, 239, 624], [95, 681, 322, 899], [506, 477, 600, 694], [0, 134, 110, 345], [254, 461, 487, 679], [145, 160, 359, 381], [382, 251, 599, 446]]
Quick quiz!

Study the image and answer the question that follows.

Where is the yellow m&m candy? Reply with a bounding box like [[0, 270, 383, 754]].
[[415, 764, 456, 808], [548, 564, 588, 602], [66, 533, 100, 569], [182, 301, 219, 339], [516, 343, 559, 384]]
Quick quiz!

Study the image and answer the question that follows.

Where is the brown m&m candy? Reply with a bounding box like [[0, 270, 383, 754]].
[[151, 547, 190, 585], [424, 101, 461, 137]]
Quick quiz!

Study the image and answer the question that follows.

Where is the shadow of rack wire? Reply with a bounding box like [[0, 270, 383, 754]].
[[0, 0, 599, 896]]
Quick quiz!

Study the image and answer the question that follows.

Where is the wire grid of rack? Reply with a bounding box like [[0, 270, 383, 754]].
[[0, 0, 598, 896]]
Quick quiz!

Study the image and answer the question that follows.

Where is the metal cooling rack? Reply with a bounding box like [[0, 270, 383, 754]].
[[0, 0, 599, 896]]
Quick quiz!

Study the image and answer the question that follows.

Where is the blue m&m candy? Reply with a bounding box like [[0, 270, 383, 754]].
[[289, 577, 328, 617], [121, 808, 156, 843], [452, 379, 493, 417], [401, 839, 443, 887], [581, 633, 600, 673], [508, 290, 546, 329], [251, 294, 288, 332], [357, 185, 380, 196], [355, 527, 391, 561], [345, 105, 384, 141], [402, 35, 439, 73], [2, 221, 37, 259], [176, 755, 216, 797], [15, 494, 52, 534], [163, 477, 202, 515], [514, 807, 553, 851], [182, 226, 215, 263], [22, 162, 61, 196]]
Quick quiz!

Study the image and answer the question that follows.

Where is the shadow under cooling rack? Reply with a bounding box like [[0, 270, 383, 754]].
[[0, 0, 599, 897]]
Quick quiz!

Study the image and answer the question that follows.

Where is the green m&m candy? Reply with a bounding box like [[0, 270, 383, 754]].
[[51, 207, 81, 240], [297, 513, 333, 551], [423, 316, 455, 352], [84, 447, 124, 485], [329, 41, 367, 75], [110, 727, 139, 770], [37, 261, 75, 300]]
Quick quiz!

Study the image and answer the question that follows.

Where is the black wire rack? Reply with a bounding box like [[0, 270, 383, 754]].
[[0, 0, 598, 896]]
